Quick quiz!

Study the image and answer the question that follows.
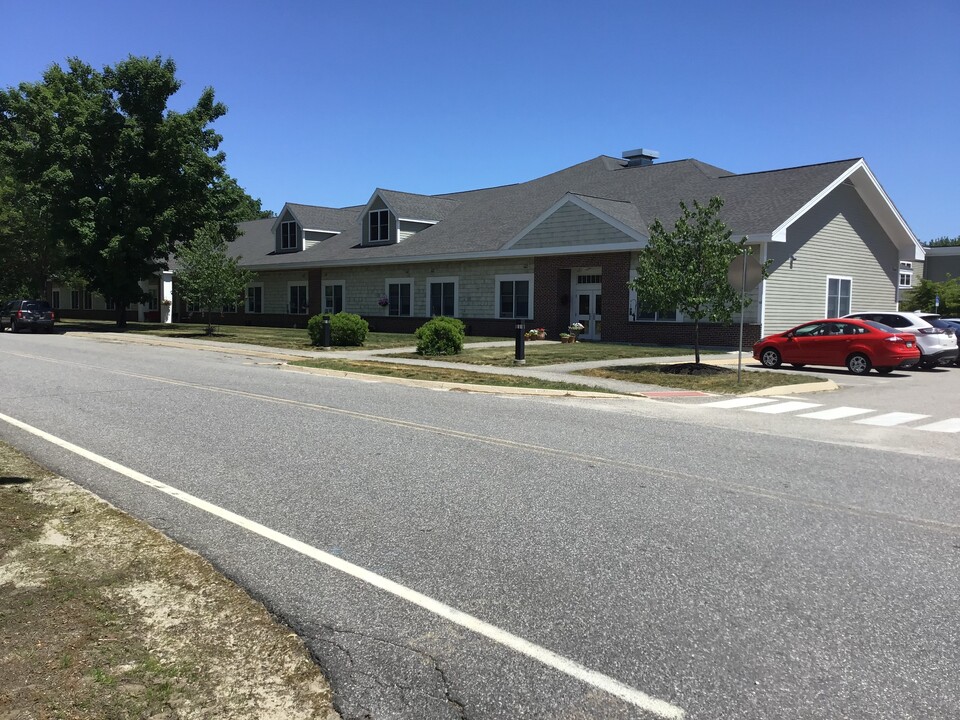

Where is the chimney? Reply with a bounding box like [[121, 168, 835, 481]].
[[622, 148, 660, 167]]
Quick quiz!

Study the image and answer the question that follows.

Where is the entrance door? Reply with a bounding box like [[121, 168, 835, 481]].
[[575, 290, 602, 340]]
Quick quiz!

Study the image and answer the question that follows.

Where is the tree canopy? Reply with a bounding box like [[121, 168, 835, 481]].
[[924, 235, 960, 248], [629, 196, 764, 364], [0, 55, 268, 322]]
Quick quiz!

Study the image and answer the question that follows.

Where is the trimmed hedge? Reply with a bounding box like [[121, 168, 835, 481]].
[[415, 316, 465, 356], [308, 312, 369, 347]]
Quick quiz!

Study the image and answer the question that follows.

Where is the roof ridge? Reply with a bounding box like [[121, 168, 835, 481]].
[[722, 158, 862, 179]]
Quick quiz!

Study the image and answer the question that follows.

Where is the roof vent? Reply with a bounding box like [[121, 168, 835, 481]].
[[622, 148, 660, 167]]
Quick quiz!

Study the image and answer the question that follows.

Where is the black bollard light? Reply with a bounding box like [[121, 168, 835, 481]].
[[322, 314, 332, 349], [514, 320, 525, 365]]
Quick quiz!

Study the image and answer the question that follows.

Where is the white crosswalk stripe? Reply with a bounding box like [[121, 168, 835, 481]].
[[854, 412, 930, 427], [799, 407, 874, 420], [703, 397, 778, 409], [748, 401, 822, 414], [915, 418, 960, 433]]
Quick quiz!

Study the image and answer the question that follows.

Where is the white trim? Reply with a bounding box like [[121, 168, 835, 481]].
[[426, 276, 459, 317], [825, 275, 853, 318], [505, 193, 647, 251], [494, 273, 534, 319], [398, 217, 439, 226], [245, 283, 264, 314], [287, 281, 309, 315], [759, 242, 769, 337], [280, 220, 299, 251], [303, 227, 342, 235], [369, 208, 391, 243], [322, 280, 345, 314], [384, 277, 414, 317]]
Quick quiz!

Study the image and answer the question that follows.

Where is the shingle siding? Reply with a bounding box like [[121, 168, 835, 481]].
[[514, 202, 632, 250], [763, 184, 899, 334]]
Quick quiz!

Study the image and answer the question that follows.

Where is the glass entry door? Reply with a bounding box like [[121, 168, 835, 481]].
[[575, 290, 601, 340]]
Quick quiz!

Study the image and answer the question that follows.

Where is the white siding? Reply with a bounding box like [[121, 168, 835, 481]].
[[764, 183, 899, 334]]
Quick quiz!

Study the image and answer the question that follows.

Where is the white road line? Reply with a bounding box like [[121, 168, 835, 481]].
[[748, 401, 822, 414], [854, 412, 930, 427], [915, 418, 960, 433], [704, 397, 778, 409], [0, 412, 684, 720], [798, 407, 874, 421]]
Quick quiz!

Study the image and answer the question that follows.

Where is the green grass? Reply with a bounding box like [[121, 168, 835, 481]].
[[58, 319, 504, 351], [579, 363, 827, 394], [386, 341, 722, 367]]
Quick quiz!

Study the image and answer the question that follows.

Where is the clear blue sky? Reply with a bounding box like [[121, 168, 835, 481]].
[[3, 0, 958, 241]]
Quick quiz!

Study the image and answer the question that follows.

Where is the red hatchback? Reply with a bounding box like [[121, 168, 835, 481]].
[[753, 318, 920, 375]]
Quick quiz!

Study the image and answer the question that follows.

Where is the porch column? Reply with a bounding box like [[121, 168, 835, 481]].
[[161, 271, 174, 324]]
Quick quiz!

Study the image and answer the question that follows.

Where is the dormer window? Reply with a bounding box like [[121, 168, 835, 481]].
[[280, 221, 299, 250], [370, 209, 390, 242]]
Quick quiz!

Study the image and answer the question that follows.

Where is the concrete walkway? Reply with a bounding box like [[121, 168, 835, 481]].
[[74, 332, 836, 398]]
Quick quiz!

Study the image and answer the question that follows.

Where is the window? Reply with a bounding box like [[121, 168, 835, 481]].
[[428, 278, 457, 317], [52, 291, 60, 309], [496, 274, 532, 319], [222, 301, 238, 313], [387, 279, 412, 316], [71, 290, 81, 309], [280, 221, 298, 250], [370, 209, 390, 242], [634, 307, 678, 322], [83, 291, 92, 310], [323, 283, 344, 314], [147, 289, 158, 310], [246, 285, 263, 313], [899, 271, 913, 288], [288, 284, 308, 314], [826, 276, 852, 317]]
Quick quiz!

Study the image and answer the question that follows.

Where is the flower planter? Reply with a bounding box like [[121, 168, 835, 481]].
[[560, 336, 576, 344]]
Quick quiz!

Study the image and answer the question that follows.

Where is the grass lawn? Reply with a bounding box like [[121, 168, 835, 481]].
[[579, 363, 827, 394], [59, 319, 504, 351], [386, 341, 723, 367]]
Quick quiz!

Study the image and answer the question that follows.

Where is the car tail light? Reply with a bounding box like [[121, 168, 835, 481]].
[[917, 327, 945, 335], [16, 310, 24, 318]]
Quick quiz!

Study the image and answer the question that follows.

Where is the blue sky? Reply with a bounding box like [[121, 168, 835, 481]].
[[3, 0, 958, 241]]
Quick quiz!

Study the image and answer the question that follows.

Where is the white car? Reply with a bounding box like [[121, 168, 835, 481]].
[[843, 311, 958, 369]]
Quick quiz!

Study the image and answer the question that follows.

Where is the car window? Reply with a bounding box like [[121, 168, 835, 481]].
[[793, 323, 825, 337], [879, 314, 911, 328], [838, 322, 863, 335], [863, 320, 896, 333]]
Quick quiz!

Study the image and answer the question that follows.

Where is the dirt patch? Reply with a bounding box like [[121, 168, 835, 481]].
[[0, 442, 340, 719]]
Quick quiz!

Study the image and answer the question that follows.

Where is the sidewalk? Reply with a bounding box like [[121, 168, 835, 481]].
[[77, 333, 836, 397]]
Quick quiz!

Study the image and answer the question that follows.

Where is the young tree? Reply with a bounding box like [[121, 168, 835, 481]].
[[630, 196, 763, 365], [174, 224, 253, 335], [900, 277, 960, 315]]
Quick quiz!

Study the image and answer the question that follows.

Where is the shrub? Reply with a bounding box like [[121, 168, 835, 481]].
[[415, 316, 465, 356], [308, 312, 369, 346]]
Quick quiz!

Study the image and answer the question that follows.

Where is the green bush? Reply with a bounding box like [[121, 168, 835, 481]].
[[308, 312, 369, 346], [415, 316, 465, 356]]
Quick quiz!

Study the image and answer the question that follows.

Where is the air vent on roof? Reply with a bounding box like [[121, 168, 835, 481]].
[[622, 148, 660, 167]]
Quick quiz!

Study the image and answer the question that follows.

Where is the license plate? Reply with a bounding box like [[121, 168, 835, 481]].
[[906, 342, 913, 347]]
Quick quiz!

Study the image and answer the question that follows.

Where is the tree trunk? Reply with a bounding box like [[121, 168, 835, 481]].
[[693, 319, 701, 365], [115, 304, 127, 328]]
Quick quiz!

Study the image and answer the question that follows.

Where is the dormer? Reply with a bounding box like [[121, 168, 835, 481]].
[[272, 208, 303, 253], [360, 189, 460, 247], [272, 204, 342, 253]]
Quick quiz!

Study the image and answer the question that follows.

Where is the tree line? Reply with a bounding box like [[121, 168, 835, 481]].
[[0, 55, 270, 325]]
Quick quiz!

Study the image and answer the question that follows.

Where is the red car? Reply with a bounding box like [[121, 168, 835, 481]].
[[752, 318, 920, 375]]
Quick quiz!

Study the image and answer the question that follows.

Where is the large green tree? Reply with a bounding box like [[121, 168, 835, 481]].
[[925, 235, 960, 247], [0, 56, 267, 324], [900, 276, 960, 315], [174, 223, 253, 335], [629, 196, 763, 364]]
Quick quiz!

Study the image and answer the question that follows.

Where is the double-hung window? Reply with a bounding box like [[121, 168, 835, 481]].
[[428, 278, 457, 317], [289, 283, 308, 314], [246, 284, 263, 313], [826, 276, 852, 317], [496, 274, 532, 319], [71, 290, 81, 309], [387, 279, 412, 316], [280, 221, 298, 251], [323, 283, 344, 314], [370, 210, 390, 242]]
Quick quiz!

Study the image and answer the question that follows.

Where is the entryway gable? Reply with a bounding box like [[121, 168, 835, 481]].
[[505, 193, 647, 253]]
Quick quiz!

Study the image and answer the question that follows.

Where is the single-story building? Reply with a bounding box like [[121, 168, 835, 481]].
[[53, 148, 926, 345]]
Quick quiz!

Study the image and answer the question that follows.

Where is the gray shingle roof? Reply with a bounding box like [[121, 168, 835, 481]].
[[225, 155, 862, 268]]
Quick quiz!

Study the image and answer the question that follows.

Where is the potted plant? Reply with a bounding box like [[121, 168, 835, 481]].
[[559, 332, 575, 344], [567, 322, 585, 341], [525, 327, 546, 341]]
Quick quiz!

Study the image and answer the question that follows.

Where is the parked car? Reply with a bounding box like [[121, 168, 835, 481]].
[[0, 299, 57, 333], [843, 311, 958, 369], [933, 316, 960, 366], [753, 318, 920, 375]]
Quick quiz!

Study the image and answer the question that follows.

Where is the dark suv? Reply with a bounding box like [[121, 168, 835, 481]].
[[0, 299, 57, 333]]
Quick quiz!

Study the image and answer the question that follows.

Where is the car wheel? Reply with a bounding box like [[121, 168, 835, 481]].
[[876, 367, 894, 375], [10, 320, 18, 333], [760, 348, 782, 368], [791, 363, 806, 369], [847, 353, 871, 375]]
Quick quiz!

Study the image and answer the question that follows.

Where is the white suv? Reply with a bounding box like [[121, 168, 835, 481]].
[[843, 311, 958, 369]]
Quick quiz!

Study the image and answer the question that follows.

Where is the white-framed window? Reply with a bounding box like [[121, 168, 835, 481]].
[[246, 284, 263, 313], [899, 272, 913, 288], [386, 278, 413, 316], [427, 277, 458, 317], [71, 290, 81, 309], [280, 221, 298, 250], [323, 282, 344, 314], [370, 209, 390, 242], [288, 283, 308, 314], [52, 291, 60, 309], [634, 306, 679, 322], [826, 276, 852, 317], [147, 289, 159, 310], [495, 274, 533, 319]]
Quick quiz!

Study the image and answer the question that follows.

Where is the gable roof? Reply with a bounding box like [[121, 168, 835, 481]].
[[227, 154, 917, 269]]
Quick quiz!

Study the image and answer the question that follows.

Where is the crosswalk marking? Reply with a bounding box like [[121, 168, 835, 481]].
[[748, 401, 822, 414], [704, 397, 778, 409], [798, 407, 874, 420], [854, 412, 930, 427], [915, 418, 960, 433]]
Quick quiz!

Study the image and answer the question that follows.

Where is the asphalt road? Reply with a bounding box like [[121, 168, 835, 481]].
[[2, 333, 958, 719]]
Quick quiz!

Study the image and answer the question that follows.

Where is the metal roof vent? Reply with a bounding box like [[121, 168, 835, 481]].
[[622, 148, 660, 167]]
